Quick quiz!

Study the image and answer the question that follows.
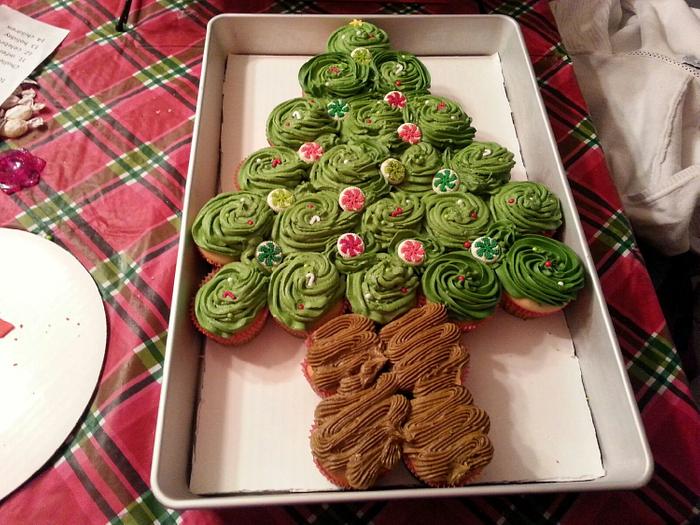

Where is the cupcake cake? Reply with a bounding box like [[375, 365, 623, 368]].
[[268, 252, 346, 337], [191, 191, 275, 266], [192, 262, 270, 345], [489, 181, 563, 235], [496, 235, 585, 318]]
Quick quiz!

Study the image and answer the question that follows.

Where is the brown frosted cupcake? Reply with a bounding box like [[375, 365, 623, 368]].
[[310, 373, 409, 489], [303, 314, 386, 397]]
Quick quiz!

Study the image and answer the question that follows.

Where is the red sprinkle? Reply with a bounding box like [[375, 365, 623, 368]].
[[271, 157, 282, 167], [247, 219, 254, 225], [365, 119, 372, 124], [457, 275, 465, 282], [222, 290, 237, 301], [297, 303, 305, 310], [463, 241, 472, 249], [436, 102, 447, 111], [390, 207, 403, 217], [470, 211, 479, 219], [544, 260, 552, 268], [395, 80, 402, 87], [507, 197, 515, 204], [400, 287, 409, 294], [307, 203, 315, 209]]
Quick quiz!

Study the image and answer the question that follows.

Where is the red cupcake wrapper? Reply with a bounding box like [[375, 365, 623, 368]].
[[309, 423, 352, 489], [500, 293, 561, 320], [402, 455, 483, 488]]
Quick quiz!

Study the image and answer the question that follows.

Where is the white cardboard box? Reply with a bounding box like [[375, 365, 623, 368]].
[[152, 14, 652, 508]]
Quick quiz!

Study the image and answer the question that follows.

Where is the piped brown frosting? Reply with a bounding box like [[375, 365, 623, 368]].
[[306, 314, 386, 394], [311, 373, 409, 489]]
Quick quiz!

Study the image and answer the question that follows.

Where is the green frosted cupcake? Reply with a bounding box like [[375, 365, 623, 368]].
[[309, 141, 390, 198], [266, 97, 339, 149], [299, 53, 372, 99], [192, 262, 270, 345], [399, 142, 444, 194], [237, 146, 309, 192], [405, 94, 475, 150], [389, 231, 445, 272], [446, 141, 515, 195], [346, 254, 419, 324], [340, 95, 405, 152], [324, 232, 380, 274], [326, 20, 391, 54], [424, 192, 491, 250], [191, 191, 275, 266], [372, 50, 431, 94], [360, 192, 425, 249], [268, 252, 346, 337], [496, 235, 585, 318], [421, 252, 501, 331], [272, 190, 361, 253], [489, 181, 563, 235]]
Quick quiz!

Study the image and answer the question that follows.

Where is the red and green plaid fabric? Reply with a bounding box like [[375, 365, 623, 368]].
[[1, 1, 698, 524]]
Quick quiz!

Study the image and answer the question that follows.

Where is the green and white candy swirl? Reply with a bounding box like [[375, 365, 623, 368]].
[[272, 190, 360, 253], [191, 191, 275, 260], [360, 192, 425, 249], [268, 252, 346, 332], [299, 53, 372, 99], [489, 181, 563, 234], [326, 20, 391, 54], [446, 141, 515, 195], [372, 50, 431, 94], [424, 192, 491, 249], [194, 262, 269, 337], [340, 95, 405, 152], [399, 142, 443, 194], [238, 146, 309, 192], [266, 97, 339, 150], [310, 141, 390, 198], [405, 94, 475, 150], [495, 235, 584, 306], [346, 254, 419, 324], [421, 252, 501, 322]]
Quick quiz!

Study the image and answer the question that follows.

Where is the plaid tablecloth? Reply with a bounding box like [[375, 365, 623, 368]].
[[0, 1, 698, 523]]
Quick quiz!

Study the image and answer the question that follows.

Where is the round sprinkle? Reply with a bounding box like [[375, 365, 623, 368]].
[[470, 236, 502, 264], [255, 240, 283, 268], [350, 47, 372, 65], [397, 239, 426, 266], [432, 168, 460, 193], [297, 142, 324, 163], [380, 158, 406, 185], [266, 188, 294, 213], [338, 186, 366, 212], [337, 232, 365, 259]]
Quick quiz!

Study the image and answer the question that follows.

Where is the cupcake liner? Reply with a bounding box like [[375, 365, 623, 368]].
[[309, 423, 352, 489], [402, 455, 483, 488], [232, 158, 245, 191], [275, 299, 346, 339], [300, 359, 333, 398], [500, 293, 562, 320], [197, 246, 234, 267]]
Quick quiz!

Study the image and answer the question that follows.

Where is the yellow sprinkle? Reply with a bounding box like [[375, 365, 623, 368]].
[[349, 19, 363, 27]]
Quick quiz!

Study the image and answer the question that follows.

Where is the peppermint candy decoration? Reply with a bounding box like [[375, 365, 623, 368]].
[[255, 240, 283, 268], [397, 239, 426, 266], [298, 142, 324, 163], [337, 233, 365, 259], [384, 91, 407, 109], [397, 123, 422, 145], [338, 186, 366, 212], [266, 188, 295, 212], [432, 168, 460, 193], [350, 47, 372, 65], [327, 99, 349, 120], [470, 236, 502, 264], [380, 158, 406, 185]]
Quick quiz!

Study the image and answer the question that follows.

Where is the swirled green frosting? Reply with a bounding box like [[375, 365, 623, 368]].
[[346, 254, 419, 324], [424, 192, 492, 249], [389, 231, 445, 271], [272, 190, 361, 253], [489, 181, 563, 234], [495, 235, 584, 306], [324, 231, 380, 274], [266, 97, 339, 149], [340, 95, 405, 152], [299, 53, 372, 99], [405, 94, 475, 150], [372, 51, 431, 94], [310, 141, 390, 198], [360, 192, 425, 249], [484, 220, 520, 263], [268, 252, 346, 331], [446, 141, 514, 195], [399, 142, 443, 193], [191, 191, 274, 259], [326, 21, 390, 53], [238, 146, 309, 192], [194, 262, 269, 337], [421, 252, 501, 321]]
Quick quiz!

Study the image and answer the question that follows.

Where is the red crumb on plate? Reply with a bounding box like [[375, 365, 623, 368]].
[[0, 318, 15, 338]]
